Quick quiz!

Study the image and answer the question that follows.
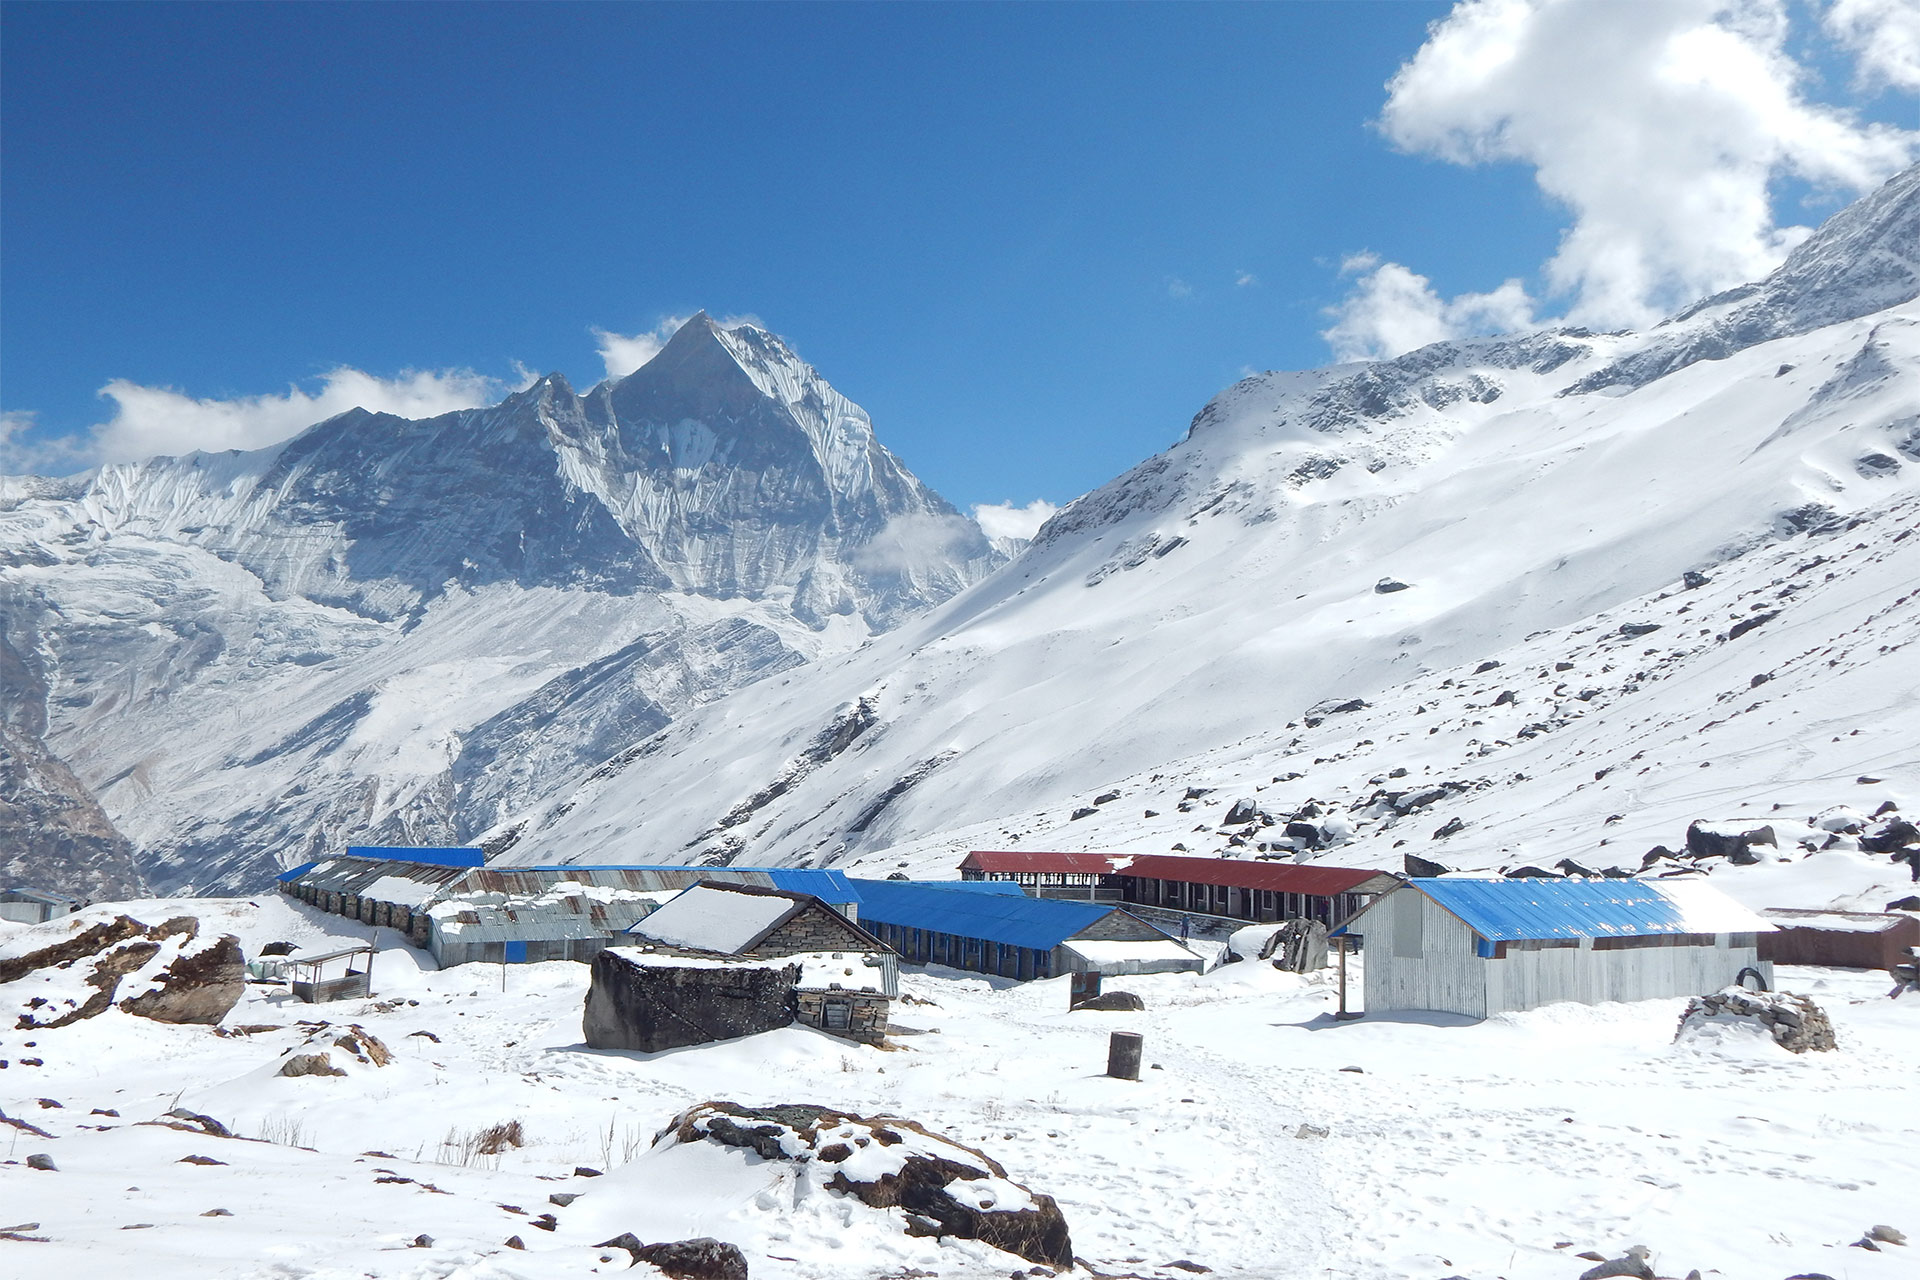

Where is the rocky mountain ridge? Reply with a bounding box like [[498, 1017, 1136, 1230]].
[[0, 315, 1002, 893]]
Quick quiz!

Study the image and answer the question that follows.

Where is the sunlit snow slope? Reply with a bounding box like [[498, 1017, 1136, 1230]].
[[0, 315, 1002, 894], [505, 166, 1920, 888]]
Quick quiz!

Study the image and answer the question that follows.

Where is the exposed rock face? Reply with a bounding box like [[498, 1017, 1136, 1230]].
[[665, 1101, 1073, 1268], [2, 912, 244, 1029], [119, 933, 244, 1025], [0, 632, 145, 901], [1676, 988, 1837, 1054]]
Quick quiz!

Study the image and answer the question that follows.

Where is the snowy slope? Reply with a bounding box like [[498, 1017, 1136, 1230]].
[[0, 316, 1003, 894], [3, 896, 1916, 1280], [503, 166, 1920, 891]]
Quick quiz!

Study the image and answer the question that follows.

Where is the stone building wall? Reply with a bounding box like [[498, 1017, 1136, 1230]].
[[1072, 908, 1172, 943], [751, 903, 883, 956], [584, 951, 800, 1053], [795, 988, 889, 1045]]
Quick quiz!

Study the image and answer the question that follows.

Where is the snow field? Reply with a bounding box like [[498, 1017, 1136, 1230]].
[[4, 895, 1917, 1279]]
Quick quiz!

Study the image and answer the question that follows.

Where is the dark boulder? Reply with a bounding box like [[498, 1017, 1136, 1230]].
[[1861, 819, 1920, 853], [1374, 578, 1412, 593], [1686, 821, 1769, 864], [1284, 821, 1321, 849], [1726, 610, 1778, 641], [1223, 798, 1262, 826], [1431, 817, 1466, 840], [1073, 991, 1145, 1012], [1503, 865, 1560, 878], [597, 1236, 748, 1280], [1403, 853, 1452, 878], [121, 934, 245, 1025]]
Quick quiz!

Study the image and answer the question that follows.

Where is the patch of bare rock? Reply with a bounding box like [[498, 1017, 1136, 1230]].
[[2, 913, 244, 1029], [661, 1101, 1073, 1268]]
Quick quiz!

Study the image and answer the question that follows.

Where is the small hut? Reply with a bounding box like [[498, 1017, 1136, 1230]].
[[1333, 878, 1776, 1018], [0, 888, 85, 924], [1758, 909, 1920, 971]]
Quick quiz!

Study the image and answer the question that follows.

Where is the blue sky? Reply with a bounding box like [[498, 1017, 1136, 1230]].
[[3, 1, 1914, 523]]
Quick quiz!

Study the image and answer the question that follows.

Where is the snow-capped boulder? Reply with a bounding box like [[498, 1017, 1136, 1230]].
[[656, 1101, 1073, 1267], [1675, 988, 1836, 1055]]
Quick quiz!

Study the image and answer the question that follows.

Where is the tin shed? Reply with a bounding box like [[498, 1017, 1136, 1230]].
[[1334, 878, 1776, 1018]]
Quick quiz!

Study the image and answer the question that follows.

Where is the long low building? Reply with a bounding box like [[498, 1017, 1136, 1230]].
[[1333, 878, 1776, 1018], [278, 848, 863, 967], [959, 850, 1400, 927], [849, 878, 1203, 980]]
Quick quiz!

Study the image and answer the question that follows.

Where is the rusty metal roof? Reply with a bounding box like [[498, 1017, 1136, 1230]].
[[962, 851, 1396, 896]]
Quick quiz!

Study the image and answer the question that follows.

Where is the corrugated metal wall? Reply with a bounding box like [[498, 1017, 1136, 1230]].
[[1360, 888, 1772, 1017]]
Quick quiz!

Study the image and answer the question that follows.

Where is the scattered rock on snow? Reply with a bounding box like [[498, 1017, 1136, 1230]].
[[1404, 853, 1453, 878], [26, 1153, 57, 1171], [1375, 578, 1412, 593], [278, 1053, 347, 1079]]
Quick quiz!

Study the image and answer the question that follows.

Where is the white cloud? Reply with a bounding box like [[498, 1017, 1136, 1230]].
[[1166, 277, 1195, 300], [850, 511, 983, 576], [1235, 271, 1259, 288], [971, 499, 1059, 542], [1, 410, 93, 477], [89, 366, 503, 465], [1824, 0, 1920, 92], [1372, 0, 1918, 332], [594, 313, 768, 380], [1321, 254, 1537, 361], [593, 316, 690, 380]]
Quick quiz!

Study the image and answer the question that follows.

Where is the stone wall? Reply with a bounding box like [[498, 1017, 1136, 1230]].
[[751, 903, 881, 956], [584, 951, 800, 1053], [795, 988, 889, 1045], [1072, 908, 1174, 943]]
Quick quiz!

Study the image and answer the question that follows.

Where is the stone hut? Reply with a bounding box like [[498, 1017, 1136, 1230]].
[[588, 881, 896, 1050]]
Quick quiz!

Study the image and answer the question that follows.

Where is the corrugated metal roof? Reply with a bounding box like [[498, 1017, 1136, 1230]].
[[963, 850, 1393, 897], [850, 878, 1136, 951], [511, 866, 861, 904], [345, 846, 484, 867], [286, 857, 472, 896], [1384, 878, 1777, 941]]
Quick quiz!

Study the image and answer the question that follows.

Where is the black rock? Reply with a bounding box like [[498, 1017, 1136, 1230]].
[[1374, 578, 1412, 593], [1073, 991, 1145, 1012], [1474, 660, 1501, 673], [1619, 622, 1662, 637], [1223, 798, 1262, 825], [1285, 821, 1322, 850], [1861, 819, 1920, 853], [1726, 610, 1778, 641], [1404, 853, 1452, 878], [1183, 787, 1213, 801], [1887, 895, 1920, 912], [1751, 672, 1772, 687], [1682, 569, 1711, 589], [1504, 864, 1560, 878], [1431, 817, 1466, 840], [1492, 690, 1517, 706], [1094, 791, 1120, 805], [1686, 821, 1766, 864], [598, 1236, 750, 1280], [1556, 858, 1602, 877], [1070, 807, 1097, 821], [26, 1153, 56, 1171]]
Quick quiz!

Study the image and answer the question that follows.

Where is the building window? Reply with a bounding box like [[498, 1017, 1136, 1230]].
[[823, 1000, 852, 1030]]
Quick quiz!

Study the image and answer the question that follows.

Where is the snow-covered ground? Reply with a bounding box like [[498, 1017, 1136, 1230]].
[[4, 894, 1916, 1279]]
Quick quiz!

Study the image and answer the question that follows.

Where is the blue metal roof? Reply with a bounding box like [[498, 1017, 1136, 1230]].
[[515, 865, 861, 904], [276, 859, 321, 883], [849, 878, 1118, 951], [345, 846, 484, 868], [1372, 878, 1756, 941]]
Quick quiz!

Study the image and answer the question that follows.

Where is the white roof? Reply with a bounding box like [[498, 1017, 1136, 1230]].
[[1655, 880, 1778, 933], [626, 884, 797, 954], [1061, 939, 1201, 966]]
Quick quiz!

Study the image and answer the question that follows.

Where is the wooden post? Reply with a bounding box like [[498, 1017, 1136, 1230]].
[[1106, 1031, 1143, 1081], [1334, 934, 1361, 1020]]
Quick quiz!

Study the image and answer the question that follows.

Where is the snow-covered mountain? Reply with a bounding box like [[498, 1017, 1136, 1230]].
[[0, 315, 1003, 893], [498, 165, 1920, 896]]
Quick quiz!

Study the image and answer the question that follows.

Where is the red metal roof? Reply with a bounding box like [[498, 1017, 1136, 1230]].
[[962, 850, 1393, 896]]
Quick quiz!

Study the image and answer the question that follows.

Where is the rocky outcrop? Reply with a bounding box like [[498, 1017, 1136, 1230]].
[[3, 913, 244, 1029], [119, 932, 245, 1025], [662, 1102, 1073, 1267]]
